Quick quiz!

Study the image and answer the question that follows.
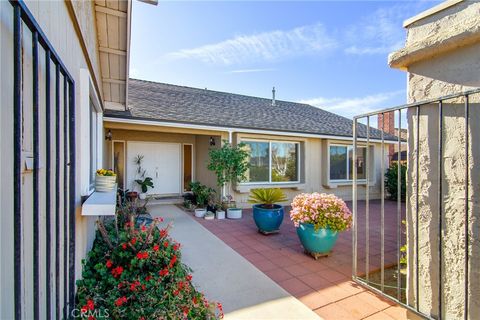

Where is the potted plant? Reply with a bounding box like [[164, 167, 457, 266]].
[[290, 193, 352, 258], [190, 181, 215, 218], [248, 188, 287, 234], [204, 211, 215, 220], [95, 169, 116, 192], [207, 141, 249, 219], [135, 177, 154, 200]]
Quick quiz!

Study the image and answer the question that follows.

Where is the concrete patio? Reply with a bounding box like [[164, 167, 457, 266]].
[[193, 200, 409, 320]]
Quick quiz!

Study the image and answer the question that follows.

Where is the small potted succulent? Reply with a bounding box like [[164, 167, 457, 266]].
[[290, 193, 352, 258], [135, 177, 154, 200], [248, 188, 287, 234], [95, 169, 116, 192], [204, 211, 215, 220]]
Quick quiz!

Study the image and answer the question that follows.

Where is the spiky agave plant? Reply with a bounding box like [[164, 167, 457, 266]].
[[248, 188, 287, 209]]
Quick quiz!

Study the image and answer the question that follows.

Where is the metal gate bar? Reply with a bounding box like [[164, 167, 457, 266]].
[[352, 88, 480, 320], [9, 1, 76, 319]]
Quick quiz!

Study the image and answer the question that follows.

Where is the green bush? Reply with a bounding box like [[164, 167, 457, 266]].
[[76, 204, 223, 319], [384, 162, 407, 201]]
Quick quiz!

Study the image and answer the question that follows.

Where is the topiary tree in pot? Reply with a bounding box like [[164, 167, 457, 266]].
[[207, 141, 249, 219]]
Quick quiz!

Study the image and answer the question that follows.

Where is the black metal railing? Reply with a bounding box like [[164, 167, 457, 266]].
[[352, 88, 480, 319], [9, 0, 76, 319]]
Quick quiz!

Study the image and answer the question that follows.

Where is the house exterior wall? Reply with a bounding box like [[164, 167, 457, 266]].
[[232, 132, 385, 207], [103, 122, 387, 208], [390, 1, 480, 318], [0, 1, 105, 318]]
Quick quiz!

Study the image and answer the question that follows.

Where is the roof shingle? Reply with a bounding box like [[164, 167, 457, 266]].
[[105, 78, 394, 140]]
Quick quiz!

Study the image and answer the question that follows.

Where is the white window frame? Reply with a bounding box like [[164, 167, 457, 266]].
[[328, 143, 367, 183], [240, 138, 301, 185], [80, 68, 102, 196]]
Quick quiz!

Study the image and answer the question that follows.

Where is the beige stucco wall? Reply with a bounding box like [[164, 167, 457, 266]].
[[104, 128, 221, 194], [103, 123, 387, 208], [232, 133, 385, 207], [0, 1, 103, 318], [391, 1, 480, 318]]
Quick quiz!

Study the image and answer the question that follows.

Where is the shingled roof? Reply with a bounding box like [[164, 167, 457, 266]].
[[105, 78, 393, 140]]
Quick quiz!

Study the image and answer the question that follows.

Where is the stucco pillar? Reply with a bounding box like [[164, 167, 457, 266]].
[[406, 98, 480, 319]]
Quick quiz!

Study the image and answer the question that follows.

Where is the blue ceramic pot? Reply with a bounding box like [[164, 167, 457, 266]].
[[252, 204, 284, 233], [296, 223, 339, 254]]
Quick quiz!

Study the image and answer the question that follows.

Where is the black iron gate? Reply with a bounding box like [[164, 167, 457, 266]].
[[10, 0, 76, 319]]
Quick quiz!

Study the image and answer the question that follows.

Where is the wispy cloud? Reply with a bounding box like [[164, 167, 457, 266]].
[[299, 90, 405, 118], [228, 68, 276, 74], [165, 24, 337, 65], [343, 2, 433, 56]]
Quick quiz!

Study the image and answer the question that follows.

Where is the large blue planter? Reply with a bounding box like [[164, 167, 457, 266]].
[[252, 204, 284, 234], [296, 223, 339, 255]]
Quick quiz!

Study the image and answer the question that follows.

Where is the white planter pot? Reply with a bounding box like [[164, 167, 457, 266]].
[[227, 208, 242, 219], [194, 208, 207, 218], [139, 193, 147, 200], [216, 210, 225, 220], [95, 175, 116, 192]]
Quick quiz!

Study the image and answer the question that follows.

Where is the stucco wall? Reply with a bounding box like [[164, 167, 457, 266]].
[[396, 1, 480, 318], [0, 1, 102, 318]]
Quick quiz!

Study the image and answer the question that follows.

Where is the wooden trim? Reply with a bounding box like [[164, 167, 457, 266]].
[[103, 78, 126, 84], [95, 5, 127, 18], [99, 46, 127, 56], [65, 0, 105, 110]]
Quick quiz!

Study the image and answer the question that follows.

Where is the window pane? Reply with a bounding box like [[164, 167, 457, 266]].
[[243, 141, 269, 182], [271, 142, 298, 182], [330, 146, 347, 180], [349, 147, 366, 180]]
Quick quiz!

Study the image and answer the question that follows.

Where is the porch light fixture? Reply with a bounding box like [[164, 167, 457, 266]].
[[105, 129, 112, 141], [209, 137, 216, 146]]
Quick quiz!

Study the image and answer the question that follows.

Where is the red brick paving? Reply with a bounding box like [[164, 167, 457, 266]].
[[191, 200, 408, 319]]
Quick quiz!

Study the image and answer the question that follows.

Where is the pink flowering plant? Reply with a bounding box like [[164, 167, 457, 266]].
[[290, 193, 352, 232]]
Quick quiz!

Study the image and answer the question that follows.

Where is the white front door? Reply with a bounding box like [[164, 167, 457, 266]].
[[126, 142, 181, 195]]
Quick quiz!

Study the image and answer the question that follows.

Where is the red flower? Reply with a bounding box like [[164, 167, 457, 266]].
[[111, 266, 124, 278], [130, 280, 140, 292], [153, 244, 159, 252], [145, 275, 152, 281], [169, 255, 177, 268], [106, 260, 113, 268], [173, 289, 179, 296], [88, 316, 96, 320], [173, 243, 180, 251], [81, 306, 88, 313], [159, 268, 169, 277], [115, 296, 127, 306], [163, 241, 169, 248], [130, 238, 137, 245], [193, 296, 198, 305], [154, 217, 164, 223], [160, 229, 167, 238], [87, 299, 95, 310], [186, 274, 192, 281], [121, 243, 127, 250], [125, 221, 132, 228], [142, 284, 146, 290], [136, 251, 149, 260], [141, 225, 147, 232]]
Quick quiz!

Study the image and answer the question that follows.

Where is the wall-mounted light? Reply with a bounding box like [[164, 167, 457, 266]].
[[209, 136, 216, 146], [105, 129, 112, 141]]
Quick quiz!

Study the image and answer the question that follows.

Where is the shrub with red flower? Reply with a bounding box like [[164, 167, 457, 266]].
[[76, 202, 223, 319]]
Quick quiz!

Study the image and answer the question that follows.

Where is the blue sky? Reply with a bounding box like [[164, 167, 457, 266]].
[[130, 1, 438, 119]]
